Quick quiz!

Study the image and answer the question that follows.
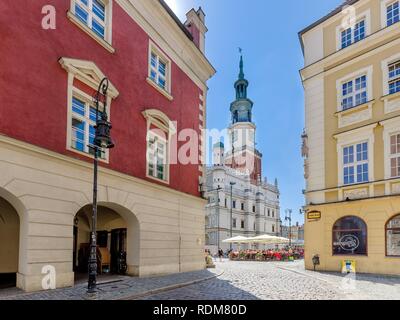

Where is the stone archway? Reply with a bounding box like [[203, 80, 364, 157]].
[[72, 203, 140, 281], [0, 196, 20, 288]]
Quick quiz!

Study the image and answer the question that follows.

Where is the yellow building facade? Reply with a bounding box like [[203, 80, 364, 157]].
[[300, 0, 400, 275]]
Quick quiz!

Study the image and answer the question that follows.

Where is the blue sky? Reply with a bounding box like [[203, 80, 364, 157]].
[[165, 0, 343, 224]]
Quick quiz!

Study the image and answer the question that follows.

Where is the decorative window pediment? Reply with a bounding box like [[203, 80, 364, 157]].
[[60, 57, 118, 162], [59, 57, 119, 98], [142, 109, 177, 135]]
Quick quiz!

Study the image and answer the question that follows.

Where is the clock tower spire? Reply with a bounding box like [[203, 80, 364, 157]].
[[231, 50, 253, 124], [226, 50, 262, 184]]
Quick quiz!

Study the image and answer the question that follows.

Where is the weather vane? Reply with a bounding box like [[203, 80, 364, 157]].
[[238, 47, 242, 55]]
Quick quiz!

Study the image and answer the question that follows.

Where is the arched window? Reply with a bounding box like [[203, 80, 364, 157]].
[[332, 216, 367, 256], [386, 214, 400, 257]]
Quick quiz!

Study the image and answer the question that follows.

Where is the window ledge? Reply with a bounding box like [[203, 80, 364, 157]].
[[67, 11, 115, 54], [340, 181, 370, 189], [146, 77, 173, 101], [67, 146, 110, 164], [146, 173, 170, 185], [381, 91, 400, 101], [335, 100, 375, 116]]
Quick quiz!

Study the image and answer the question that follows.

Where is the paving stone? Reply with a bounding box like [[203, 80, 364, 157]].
[[2, 260, 400, 300], [141, 260, 400, 300]]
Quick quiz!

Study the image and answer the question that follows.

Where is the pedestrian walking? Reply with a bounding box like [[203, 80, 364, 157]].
[[218, 248, 224, 262]]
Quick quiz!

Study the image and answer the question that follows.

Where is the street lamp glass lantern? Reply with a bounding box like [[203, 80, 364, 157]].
[[94, 119, 114, 149]]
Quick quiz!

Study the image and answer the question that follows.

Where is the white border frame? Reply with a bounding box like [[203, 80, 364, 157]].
[[381, 52, 400, 95], [60, 57, 119, 163], [380, 0, 400, 28], [336, 65, 374, 111], [147, 40, 173, 100], [336, 9, 371, 52], [142, 109, 177, 185], [335, 124, 377, 187], [68, 0, 114, 53], [382, 117, 400, 180]]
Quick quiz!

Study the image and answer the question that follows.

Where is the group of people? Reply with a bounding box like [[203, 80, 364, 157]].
[[229, 247, 304, 261], [205, 247, 304, 263], [205, 248, 228, 262]]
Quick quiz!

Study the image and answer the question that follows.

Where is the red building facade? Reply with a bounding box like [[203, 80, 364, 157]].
[[0, 0, 215, 292]]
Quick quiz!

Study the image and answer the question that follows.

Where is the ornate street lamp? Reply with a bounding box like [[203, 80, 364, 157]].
[[229, 182, 236, 252], [88, 77, 114, 294], [285, 209, 292, 247]]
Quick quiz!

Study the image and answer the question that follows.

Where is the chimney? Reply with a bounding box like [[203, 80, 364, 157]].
[[184, 7, 207, 54]]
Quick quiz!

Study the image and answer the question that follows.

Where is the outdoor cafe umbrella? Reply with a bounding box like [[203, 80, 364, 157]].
[[247, 235, 290, 245], [222, 236, 251, 243], [223, 236, 252, 251]]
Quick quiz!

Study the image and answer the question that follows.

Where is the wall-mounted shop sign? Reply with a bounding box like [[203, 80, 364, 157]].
[[307, 211, 321, 220]]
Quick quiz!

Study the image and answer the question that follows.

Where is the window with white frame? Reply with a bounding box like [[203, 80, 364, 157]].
[[143, 109, 176, 184], [341, 75, 368, 110], [390, 133, 400, 178], [341, 20, 366, 49], [387, 1, 400, 26], [148, 46, 171, 94], [343, 142, 369, 185], [388, 60, 400, 95], [71, 94, 106, 159], [341, 28, 352, 49], [73, 0, 107, 39], [147, 132, 168, 181], [150, 52, 166, 89]]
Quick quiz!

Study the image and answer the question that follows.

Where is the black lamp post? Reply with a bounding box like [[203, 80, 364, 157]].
[[229, 182, 236, 251], [213, 187, 222, 250], [285, 209, 292, 247], [88, 78, 115, 294]]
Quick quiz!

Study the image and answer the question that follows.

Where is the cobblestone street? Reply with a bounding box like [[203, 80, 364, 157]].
[[1, 260, 400, 300], [141, 260, 400, 300]]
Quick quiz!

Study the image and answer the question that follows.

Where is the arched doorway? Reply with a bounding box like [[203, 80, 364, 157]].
[[73, 203, 140, 282], [0, 197, 20, 288]]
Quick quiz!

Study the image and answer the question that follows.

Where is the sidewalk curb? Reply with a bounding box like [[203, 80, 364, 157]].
[[117, 270, 225, 300]]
